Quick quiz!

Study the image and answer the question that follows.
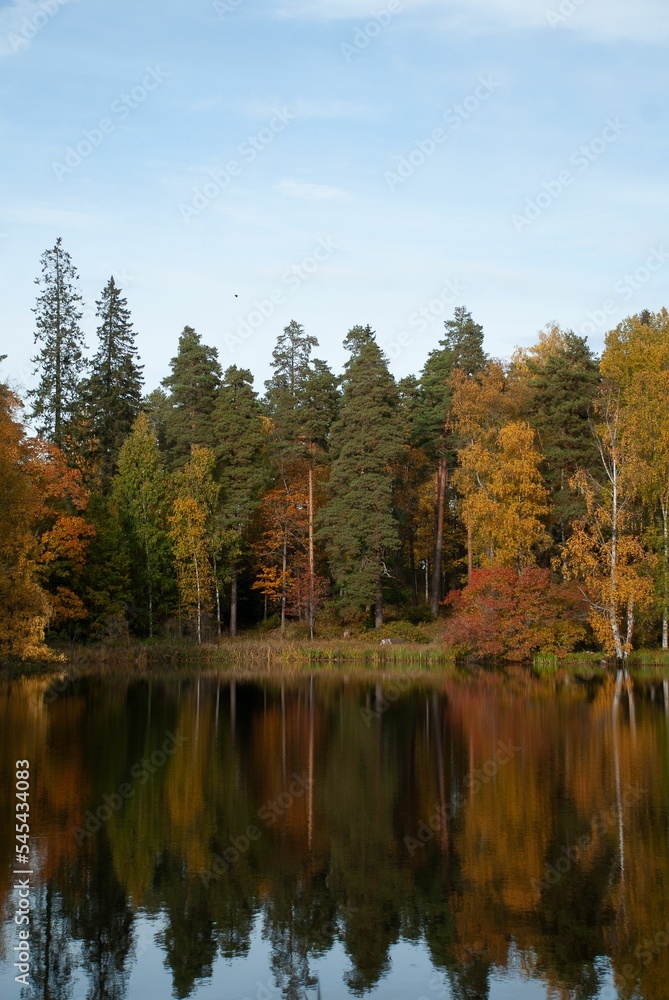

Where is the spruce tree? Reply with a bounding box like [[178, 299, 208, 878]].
[[162, 326, 221, 467], [214, 366, 267, 635], [84, 277, 143, 480], [29, 238, 87, 452], [417, 307, 487, 613], [320, 325, 403, 627], [524, 330, 600, 543]]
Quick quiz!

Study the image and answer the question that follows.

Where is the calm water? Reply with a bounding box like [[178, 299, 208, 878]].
[[1, 668, 668, 1000]]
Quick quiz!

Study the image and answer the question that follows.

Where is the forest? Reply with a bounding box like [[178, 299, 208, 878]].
[[2, 238, 669, 664]]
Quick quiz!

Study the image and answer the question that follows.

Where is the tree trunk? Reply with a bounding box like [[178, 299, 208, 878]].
[[193, 549, 202, 645], [375, 576, 384, 628], [431, 457, 447, 616], [662, 501, 668, 649], [145, 536, 154, 639], [409, 527, 418, 607], [308, 460, 315, 639], [467, 523, 473, 584], [230, 565, 238, 637], [213, 553, 221, 637], [281, 528, 287, 633], [609, 451, 625, 663]]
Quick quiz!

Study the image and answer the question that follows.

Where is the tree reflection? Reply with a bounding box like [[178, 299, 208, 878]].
[[1, 672, 668, 1000]]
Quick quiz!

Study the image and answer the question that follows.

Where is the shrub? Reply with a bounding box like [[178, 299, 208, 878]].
[[443, 568, 586, 662], [404, 606, 436, 624]]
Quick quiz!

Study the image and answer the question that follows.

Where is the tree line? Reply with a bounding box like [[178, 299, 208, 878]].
[[2, 238, 668, 662]]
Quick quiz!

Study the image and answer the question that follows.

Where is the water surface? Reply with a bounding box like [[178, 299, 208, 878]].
[[1, 668, 667, 999]]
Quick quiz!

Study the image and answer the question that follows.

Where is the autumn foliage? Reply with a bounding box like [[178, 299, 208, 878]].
[[443, 568, 586, 661]]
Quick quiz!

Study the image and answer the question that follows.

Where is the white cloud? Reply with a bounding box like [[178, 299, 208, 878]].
[[273, 0, 669, 43], [0, 0, 71, 58], [275, 178, 351, 201], [1, 203, 100, 228]]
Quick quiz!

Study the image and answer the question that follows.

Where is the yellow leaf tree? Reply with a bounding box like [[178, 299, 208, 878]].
[[601, 310, 669, 648], [559, 388, 654, 662], [168, 446, 218, 643], [454, 417, 551, 572]]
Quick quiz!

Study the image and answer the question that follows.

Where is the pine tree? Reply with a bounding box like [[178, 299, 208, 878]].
[[417, 307, 487, 613], [522, 328, 600, 543], [214, 366, 266, 635], [264, 319, 318, 448], [162, 326, 221, 467], [264, 322, 337, 634], [84, 277, 143, 481], [300, 358, 339, 636], [29, 238, 87, 453], [320, 325, 403, 626]]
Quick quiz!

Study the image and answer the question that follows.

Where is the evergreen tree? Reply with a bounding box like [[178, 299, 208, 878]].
[[77, 492, 132, 640], [417, 307, 487, 613], [263, 322, 338, 635], [523, 329, 600, 543], [84, 277, 143, 481], [264, 319, 318, 446], [320, 325, 403, 626], [162, 326, 221, 467], [29, 238, 87, 452], [214, 366, 266, 635]]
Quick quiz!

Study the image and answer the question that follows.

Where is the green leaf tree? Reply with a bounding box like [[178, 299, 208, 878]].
[[113, 413, 173, 636], [169, 446, 219, 643]]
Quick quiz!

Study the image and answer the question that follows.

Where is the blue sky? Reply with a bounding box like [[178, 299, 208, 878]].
[[1, 0, 667, 396]]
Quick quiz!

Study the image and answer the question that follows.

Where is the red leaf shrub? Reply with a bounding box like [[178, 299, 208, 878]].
[[443, 568, 586, 661]]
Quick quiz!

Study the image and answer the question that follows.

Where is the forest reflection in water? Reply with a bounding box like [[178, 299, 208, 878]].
[[0, 667, 668, 1000]]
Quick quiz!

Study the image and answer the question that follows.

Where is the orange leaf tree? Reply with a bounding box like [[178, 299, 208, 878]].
[[443, 567, 585, 661]]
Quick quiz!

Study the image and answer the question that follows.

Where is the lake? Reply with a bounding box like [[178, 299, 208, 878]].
[[1, 668, 667, 999]]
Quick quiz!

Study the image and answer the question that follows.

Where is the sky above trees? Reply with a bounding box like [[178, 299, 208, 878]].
[[1, 0, 668, 394]]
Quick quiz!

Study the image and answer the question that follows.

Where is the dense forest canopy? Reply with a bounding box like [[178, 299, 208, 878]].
[[2, 239, 669, 663]]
